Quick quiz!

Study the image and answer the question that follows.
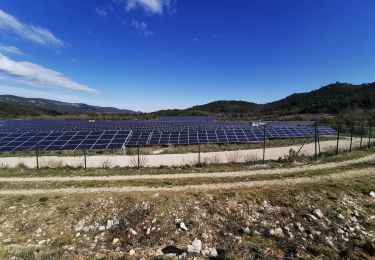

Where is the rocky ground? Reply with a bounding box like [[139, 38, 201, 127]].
[[0, 175, 374, 259]]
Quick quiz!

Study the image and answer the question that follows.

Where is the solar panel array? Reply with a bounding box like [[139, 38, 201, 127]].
[[0, 119, 336, 152]]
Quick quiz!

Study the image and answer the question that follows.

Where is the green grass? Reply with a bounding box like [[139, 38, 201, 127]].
[[1, 160, 374, 190]]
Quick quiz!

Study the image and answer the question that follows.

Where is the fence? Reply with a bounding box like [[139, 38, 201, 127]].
[[0, 122, 374, 169]]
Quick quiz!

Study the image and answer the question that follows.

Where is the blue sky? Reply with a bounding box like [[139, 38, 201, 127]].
[[0, 0, 374, 112]]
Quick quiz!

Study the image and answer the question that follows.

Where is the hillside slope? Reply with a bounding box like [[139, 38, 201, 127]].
[[0, 95, 138, 115], [151, 82, 375, 121]]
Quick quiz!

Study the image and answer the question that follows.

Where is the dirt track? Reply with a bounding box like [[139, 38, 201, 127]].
[[0, 153, 374, 183], [0, 168, 373, 195], [0, 138, 362, 168]]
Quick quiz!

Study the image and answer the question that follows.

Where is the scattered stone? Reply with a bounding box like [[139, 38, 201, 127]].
[[128, 228, 138, 236], [146, 227, 151, 235], [269, 227, 284, 237], [243, 227, 250, 234], [307, 214, 318, 221], [179, 222, 188, 231], [296, 222, 304, 232], [202, 248, 218, 257], [369, 191, 375, 197], [187, 238, 202, 253], [338, 214, 345, 220], [129, 249, 135, 256], [106, 220, 114, 230], [38, 240, 46, 246], [313, 209, 324, 219], [325, 237, 335, 248], [112, 238, 120, 246], [76, 232, 80, 237], [74, 220, 85, 232], [98, 226, 106, 231]]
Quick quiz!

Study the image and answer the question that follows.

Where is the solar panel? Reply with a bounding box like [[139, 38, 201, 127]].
[[0, 119, 337, 151]]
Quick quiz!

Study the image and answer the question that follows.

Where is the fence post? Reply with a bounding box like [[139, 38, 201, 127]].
[[314, 122, 317, 160], [36, 148, 39, 170], [137, 145, 140, 169], [368, 124, 372, 149], [336, 123, 340, 155], [84, 150, 87, 170], [349, 125, 354, 152], [262, 125, 266, 164], [360, 125, 364, 149]]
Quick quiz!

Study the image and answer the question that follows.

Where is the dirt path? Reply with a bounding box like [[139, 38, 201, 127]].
[[1, 153, 374, 183], [0, 168, 373, 195], [0, 138, 362, 168]]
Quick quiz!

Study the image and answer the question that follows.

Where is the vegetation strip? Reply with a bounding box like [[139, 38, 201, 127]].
[[1, 153, 374, 182]]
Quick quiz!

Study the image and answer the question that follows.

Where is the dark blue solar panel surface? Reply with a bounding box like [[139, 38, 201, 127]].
[[0, 119, 336, 151]]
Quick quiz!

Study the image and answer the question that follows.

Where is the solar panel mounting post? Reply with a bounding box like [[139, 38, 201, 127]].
[[360, 125, 364, 149]]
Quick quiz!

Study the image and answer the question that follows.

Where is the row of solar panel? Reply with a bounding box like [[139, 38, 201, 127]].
[[0, 130, 131, 152], [0, 126, 336, 152], [0, 119, 314, 132]]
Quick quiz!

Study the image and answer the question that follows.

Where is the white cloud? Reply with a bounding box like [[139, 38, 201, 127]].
[[0, 44, 23, 56], [0, 9, 65, 48], [0, 53, 98, 93], [125, 0, 174, 15], [130, 20, 154, 36], [95, 7, 108, 17]]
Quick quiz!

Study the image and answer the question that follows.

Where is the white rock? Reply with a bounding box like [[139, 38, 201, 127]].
[[187, 238, 202, 253], [338, 214, 345, 220], [179, 222, 188, 231], [146, 228, 151, 235], [269, 227, 284, 237], [296, 222, 304, 232], [74, 220, 85, 232], [38, 240, 46, 246], [307, 214, 318, 221], [128, 228, 138, 236], [208, 248, 218, 257], [98, 226, 106, 231], [76, 232, 80, 237], [129, 249, 135, 255], [106, 220, 113, 229], [313, 209, 324, 219], [243, 227, 250, 234], [325, 238, 335, 248], [112, 238, 120, 245], [369, 191, 375, 197]]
